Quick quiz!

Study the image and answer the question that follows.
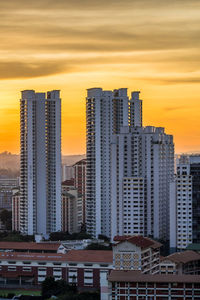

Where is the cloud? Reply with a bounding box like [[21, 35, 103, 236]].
[[152, 77, 200, 85], [0, 0, 199, 11], [0, 0, 200, 80], [0, 61, 71, 79], [163, 106, 186, 112]]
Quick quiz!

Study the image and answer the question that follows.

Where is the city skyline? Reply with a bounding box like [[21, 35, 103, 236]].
[[0, 0, 200, 154]]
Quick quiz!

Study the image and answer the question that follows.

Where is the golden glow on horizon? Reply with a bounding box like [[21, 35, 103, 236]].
[[0, 0, 200, 154]]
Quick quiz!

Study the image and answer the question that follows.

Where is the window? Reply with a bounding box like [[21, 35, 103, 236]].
[[23, 267, 31, 272], [8, 266, 16, 271]]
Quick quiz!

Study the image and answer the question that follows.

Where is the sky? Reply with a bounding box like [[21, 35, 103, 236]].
[[0, 0, 200, 155]]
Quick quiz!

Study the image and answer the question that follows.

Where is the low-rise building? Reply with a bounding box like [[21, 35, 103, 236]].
[[160, 250, 200, 275], [0, 249, 113, 290], [0, 241, 63, 254], [107, 270, 200, 300], [100, 235, 200, 300], [66, 250, 113, 290], [113, 235, 161, 274]]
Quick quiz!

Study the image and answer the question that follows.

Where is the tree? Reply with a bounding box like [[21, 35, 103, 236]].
[[85, 243, 112, 250], [49, 231, 92, 241], [98, 234, 110, 242], [41, 277, 77, 299], [0, 209, 12, 230], [41, 277, 57, 298]]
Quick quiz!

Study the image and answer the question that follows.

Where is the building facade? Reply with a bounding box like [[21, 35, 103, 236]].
[[12, 191, 21, 231], [100, 236, 200, 300], [0, 178, 19, 229], [20, 90, 61, 235], [113, 236, 161, 274], [73, 159, 86, 224], [62, 189, 83, 233], [86, 88, 174, 240], [111, 126, 174, 241], [160, 250, 200, 275], [106, 271, 200, 300], [0, 250, 112, 289], [62, 165, 75, 181], [170, 155, 200, 251], [86, 88, 130, 238]]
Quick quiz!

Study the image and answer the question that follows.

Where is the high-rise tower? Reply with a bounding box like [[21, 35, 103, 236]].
[[111, 126, 174, 241], [86, 88, 130, 237], [86, 87, 174, 241], [170, 155, 200, 251], [20, 90, 61, 235]]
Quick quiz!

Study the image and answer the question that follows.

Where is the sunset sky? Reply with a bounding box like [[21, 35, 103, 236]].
[[0, 0, 200, 155]]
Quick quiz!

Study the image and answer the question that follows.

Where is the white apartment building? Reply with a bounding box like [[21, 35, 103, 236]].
[[86, 88, 130, 238], [111, 125, 174, 241], [20, 90, 61, 235], [170, 159, 193, 251]]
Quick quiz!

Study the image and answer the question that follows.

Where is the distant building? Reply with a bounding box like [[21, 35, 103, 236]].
[[0, 178, 19, 211], [170, 155, 200, 251], [62, 165, 75, 181], [20, 90, 61, 235], [62, 179, 75, 191], [0, 178, 19, 188], [73, 159, 86, 223], [12, 190, 21, 231], [62, 189, 83, 233]]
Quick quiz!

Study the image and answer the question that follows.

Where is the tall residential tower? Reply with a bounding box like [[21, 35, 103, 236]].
[[111, 126, 174, 240], [86, 87, 174, 240], [20, 90, 61, 235], [86, 88, 130, 237], [170, 155, 200, 251]]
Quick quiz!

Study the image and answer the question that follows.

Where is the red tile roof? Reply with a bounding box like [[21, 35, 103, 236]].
[[0, 252, 67, 262], [0, 241, 61, 251], [62, 179, 75, 186], [0, 250, 113, 264], [108, 270, 200, 283], [66, 250, 113, 263], [163, 250, 200, 264], [113, 236, 162, 249], [73, 159, 86, 166]]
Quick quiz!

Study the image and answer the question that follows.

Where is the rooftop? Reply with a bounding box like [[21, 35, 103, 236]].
[[163, 250, 200, 264], [113, 236, 162, 249], [0, 250, 113, 264], [108, 270, 200, 283], [0, 241, 61, 251], [66, 250, 113, 263], [0, 252, 67, 262]]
